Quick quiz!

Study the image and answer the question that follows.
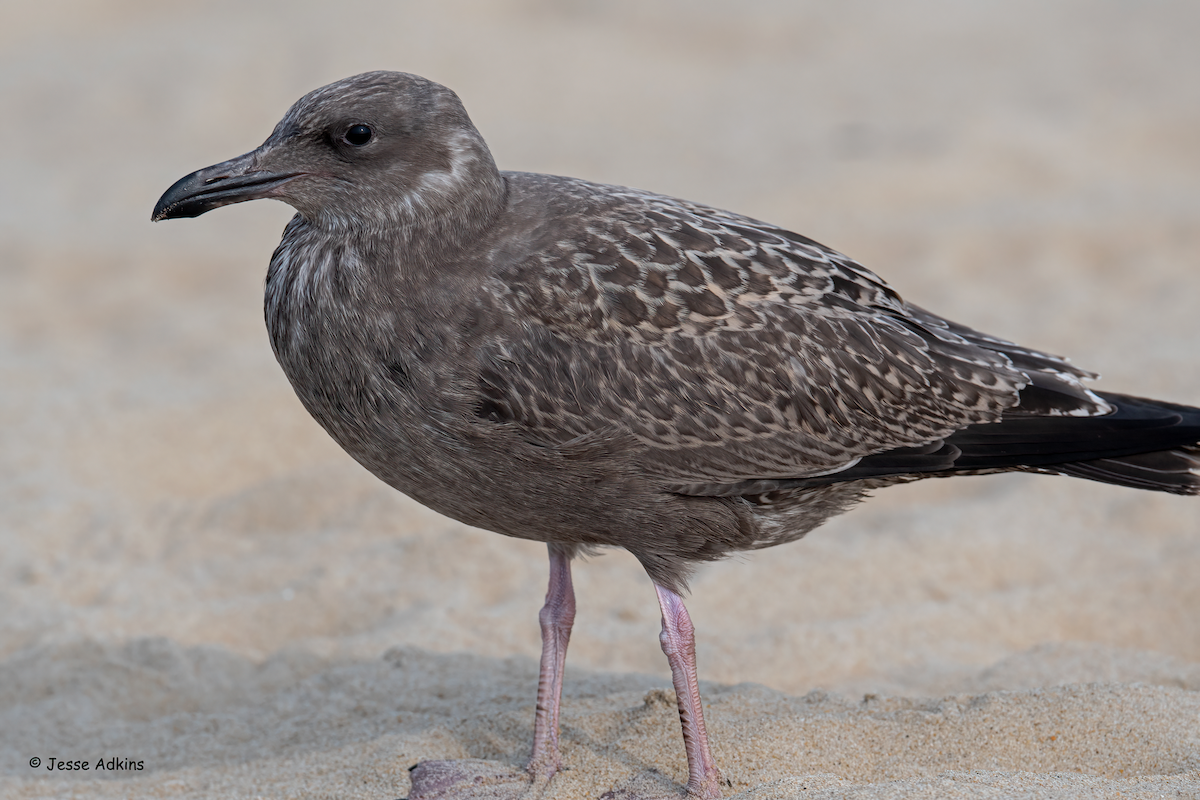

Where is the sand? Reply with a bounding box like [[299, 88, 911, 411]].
[[2, 1, 1198, 797]]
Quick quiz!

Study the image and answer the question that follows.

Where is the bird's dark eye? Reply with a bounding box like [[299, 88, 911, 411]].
[[344, 124, 373, 146]]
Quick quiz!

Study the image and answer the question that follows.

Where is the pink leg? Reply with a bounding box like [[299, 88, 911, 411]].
[[655, 585, 722, 799], [526, 545, 576, 779], [407, 548, 575, 800]]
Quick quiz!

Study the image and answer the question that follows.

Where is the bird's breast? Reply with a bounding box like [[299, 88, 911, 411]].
[[261, 222, 542, 527], [265, 226, 449, 450]]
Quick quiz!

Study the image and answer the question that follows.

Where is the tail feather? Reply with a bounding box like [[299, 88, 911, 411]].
[[946, 391, 1200, 494], [1049, 445, 1200, 495], [764, 391, 1200, 496], [947, 393, 1200, 468], [940, 391, 1200, 494]]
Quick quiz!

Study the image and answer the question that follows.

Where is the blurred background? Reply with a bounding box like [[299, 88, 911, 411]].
[[2, 0, 1199, 764]]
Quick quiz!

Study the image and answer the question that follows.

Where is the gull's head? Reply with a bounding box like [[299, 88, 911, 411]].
[[152, 71, 498, 230]]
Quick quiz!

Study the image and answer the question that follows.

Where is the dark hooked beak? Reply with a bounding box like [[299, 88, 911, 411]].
[[152, 150, 302, 221]]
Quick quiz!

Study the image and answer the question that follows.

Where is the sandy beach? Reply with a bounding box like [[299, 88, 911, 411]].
[[2, 2, 1198, 797]]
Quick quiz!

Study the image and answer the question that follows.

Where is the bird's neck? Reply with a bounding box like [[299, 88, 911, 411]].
[[309, 129, 508, 268]]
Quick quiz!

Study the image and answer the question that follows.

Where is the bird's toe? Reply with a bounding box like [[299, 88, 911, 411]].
[[407, 759, 545, 800], [599, 769, 707, 800]]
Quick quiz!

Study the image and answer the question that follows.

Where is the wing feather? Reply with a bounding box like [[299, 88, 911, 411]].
[[477, 175, 1106, 489]]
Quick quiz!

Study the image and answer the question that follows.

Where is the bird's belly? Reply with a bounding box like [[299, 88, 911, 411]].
[[272, 347, 564, 535], [268, 322, 767, 578]]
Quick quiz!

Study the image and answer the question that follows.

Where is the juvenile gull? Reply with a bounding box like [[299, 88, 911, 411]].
[[153, 71, 1200, 799]]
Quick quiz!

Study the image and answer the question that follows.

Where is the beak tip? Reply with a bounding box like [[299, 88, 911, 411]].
[[151, 199, 186, 222], [152, 152, 293, 223], [152, 171, 204, 222]]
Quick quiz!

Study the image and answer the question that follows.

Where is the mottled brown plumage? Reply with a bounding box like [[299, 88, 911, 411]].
[[154, 71, 1200, 799]]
